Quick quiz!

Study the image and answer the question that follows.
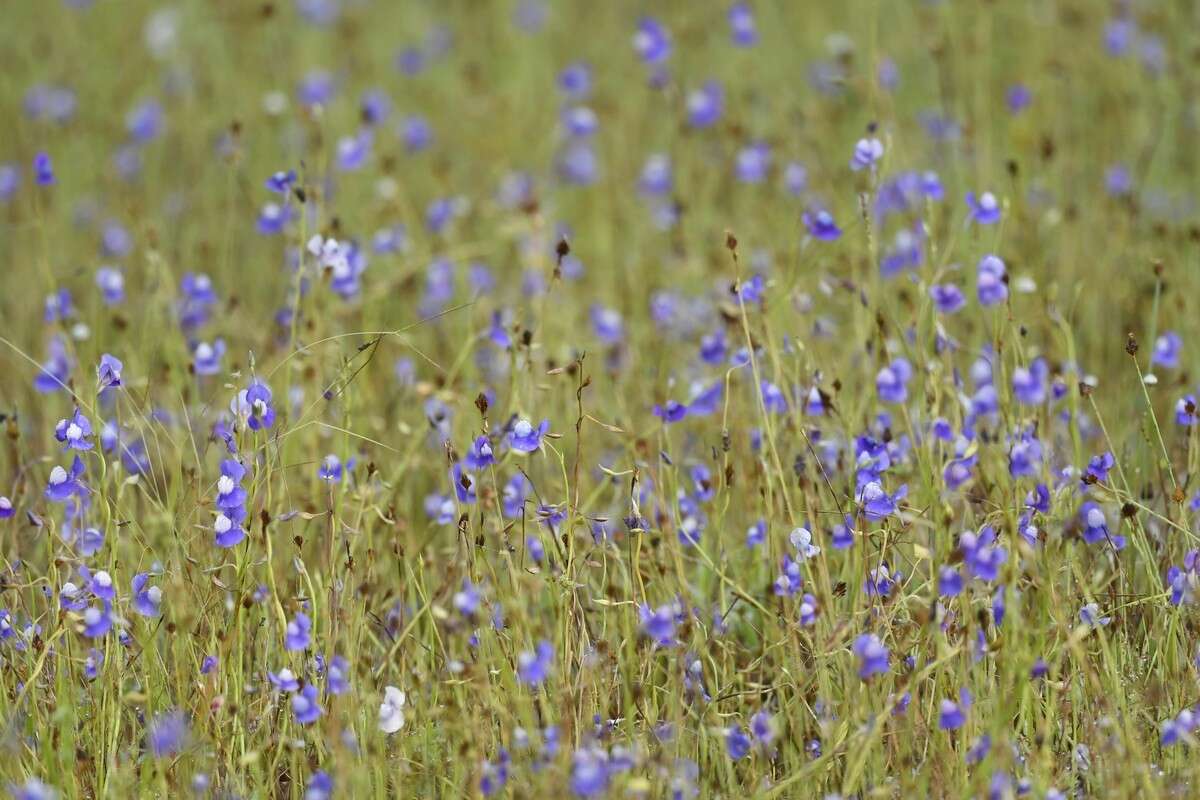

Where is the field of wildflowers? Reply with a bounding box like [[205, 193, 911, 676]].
[[2, 0, 1200, 797]]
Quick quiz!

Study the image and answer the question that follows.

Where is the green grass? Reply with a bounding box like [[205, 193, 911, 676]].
[[1, 0, 1199, 797]]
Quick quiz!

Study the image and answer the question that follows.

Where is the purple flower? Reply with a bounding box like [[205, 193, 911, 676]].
[[860, 480, 907, 520], [131, 573, 162, 617], [590, 305, 624, 344], [728, 2, 757, 46], [55, 408, 94, 451], [1012, 357, 1049, 405], [213, 511, 246, 548], [1079, 602, 1111, 628], [509, 418, 549, 453], [633, 17, 671, 65], [1176, 394, 1197, 426], [1161, 709, 1198, 746], [147, 710, 188, 757], [726, 727, 751, 760], [853, 633, 889, 679], [977, 254, 1008, 306], [850, 137, 884, 172], [558, 62, 591, 99], [960, 526, 1007, 581], [1006, 83, 1032, 113], [0, 496, 12, 519], [268, 668, 300, 692], [464, 436, 495, 470], [966, 191, 1001, 224], [685, 81, 725, 129], [9, 779, 58, 800], [95, 267, 125, 307], [938, 690, 971, 730], [292, 684, 323, 725], [318, 455, 343, 483], [1153, 332, 1183, 369], [33, 152, 54, 186], [97, 354, 123, 390], [326, 655, 350, 695], [876, 358, 913, 404], [802, 209, 841, 241], [938, 566, 963, 597], [305, 771, 334, 800], [1086, 451, 1115, 485], [34, 335, 72, 393], [735, 141, 771, 183], [517, 640, 554, 687], [638, 602, 679, 647], [236, 380, 276, 431], [285, 612, 312, 651], [82, 601, 113, 638], [193, 339, 225, 376], [45, 456, 86, 502], [1080, 502, 1124, 549], [653, 400, 688, 423]]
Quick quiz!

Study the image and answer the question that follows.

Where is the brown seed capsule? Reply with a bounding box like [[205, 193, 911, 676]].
[[1125, 333, 1139, 356]]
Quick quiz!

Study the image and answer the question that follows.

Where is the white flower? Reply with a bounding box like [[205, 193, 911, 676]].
[[379, 686, 406, 733]]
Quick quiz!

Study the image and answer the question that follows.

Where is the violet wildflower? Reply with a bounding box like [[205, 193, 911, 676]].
[[1175, 394, 1197, 426], [45, 457, 85, 503], [517, 640, 554, 687], [305, 772, 334, 800], [97, 354, 123, 390], [1012, 357, 1049, 405], [850, 137, 884, 172], [379, 686, 407, 733], [1085, 451, 1115, 484], [131, 573, 162, 617], [1153, 331, 1182, 368], [0, 496, 12, 519], [1079, 602, 1111, 628], [1161, 709, 1198, 746], [213, 511, 245, 548], [960, 526, 1007, 581], [726, 727, 751, 760], [977, 254, 1008, 306], [318, 455, 343, 483], [789, 527, 820, 559], [938, 566, 963, 597], [147, 710, 188, 757], [285, 612, 312, 651], [1079, 501, 1124, 549], [639, 602, 679, 647], [1008, 428, 1043, 477], [81, 601, 113, 638], [633, 17, 671, 65], [853, 633, 889, 679], [966, 191, 1001, 224], [938, 689, 971, 730], [268, 668, 300, 692], [735, 141, 770, 183], [860, 480, 906, 520], [509, 418, 549, 453], [34, 335, 72, 393], [33, 152, 54, 185], [95, 267, 125, 305], [8, 779, 57, 800], [55, 408, 94, 451], [876, 358, 913, 403], [464, 436, 495, 469], [802, 209, 841, 241], [728, 2, 757, 46], [292, 684, 323, 725], [193, 339, 225, 376]]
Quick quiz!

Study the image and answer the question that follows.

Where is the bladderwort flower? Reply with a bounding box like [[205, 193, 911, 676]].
[[178, 272, 218, 330], [379, 686, 407, 733], [728, 1, 757, 46], [8, 778, 58, 800], [97, 353, 123, 390], [1008, 428, 1043, 478], [55, 408, 94, 451], [233, 379, 275, 431], [1153, 331, 1183, 368], [45, 456, 85, 503], [853, 633, 889, 679], [850, 137, 884, 171], [1080, 501, 1125, 549], [1012, 357, 1049, 404], [305, 771, 334, 800], [735, 141, 770, 183], [965, 190, 1001, 224], [725, 727, 751, 760], [632, 16, 671, 65], [193, 339, 225, 376], [1161, 708, 1199, 746], [1167, 551, 1200, 605], [939, 688, 972, 730], [268, 668, 300, 692], [34, 335, 72, 393], [802, 209, 841, 241], [146, 710, 188, 758], [860, 480, 907, 520], [960, 526, 1007, 581], [0, 496, 12, 519], [131, 573, 162, 617], [590, 305, 624, 344], [81, 601, 113, 638], [686, 80, 720, 128], [464, 435, 494, 470], [653, 400, 688, 424], [318, 455, 343, 483], [1176, 394, 1197, 426], [876, 358, 913, 403], [33, 152, 54, 185], [517, 640, 555, 687], [509, 418, 549, 453], [292, 683, 323, 725], [864, 562, 901, 597], [285, 611, 312, 651], [789, 527, 821, 559], [939, 566, 964, 597], [95, 266, 124, 305], [213, 508, 246, 548], [638, 601, 680, 647], [326, 655, 350, 695], [977, 254, 1008, 306], [1085, 451, 1115, 485], [1079, 602, 1112, 628]]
